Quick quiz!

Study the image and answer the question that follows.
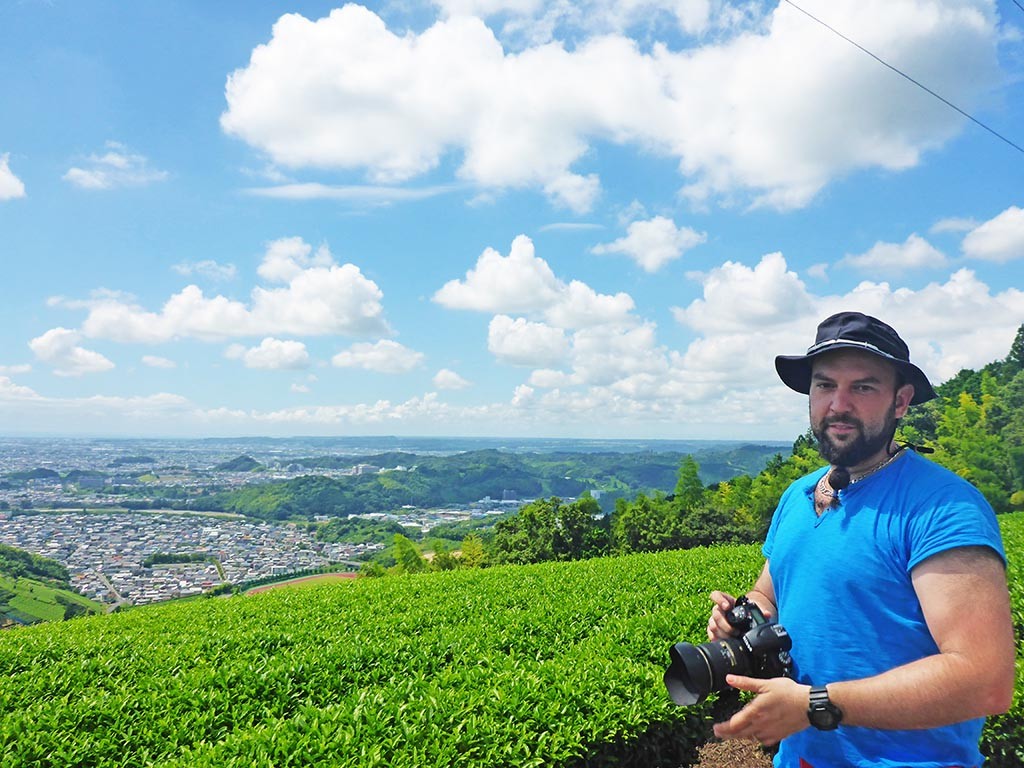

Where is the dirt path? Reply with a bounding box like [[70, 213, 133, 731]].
[[691, 740, 773, 767]]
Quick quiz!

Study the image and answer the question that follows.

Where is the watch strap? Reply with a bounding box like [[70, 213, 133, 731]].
[[808, 684, 842, 730]]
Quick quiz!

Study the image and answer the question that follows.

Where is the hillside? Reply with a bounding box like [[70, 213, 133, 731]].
[[207, 445, 785, 520], [0, 574, 103, 627], [213, 454, 264, 472], [0, 544, 104, 626], [0, 513, 1020, 767]]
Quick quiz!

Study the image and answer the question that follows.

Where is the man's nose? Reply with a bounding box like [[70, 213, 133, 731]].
[[828, 387, 854, 414]]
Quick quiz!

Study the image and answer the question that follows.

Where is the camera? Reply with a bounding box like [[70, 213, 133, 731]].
[[663, 596, 793, 706]]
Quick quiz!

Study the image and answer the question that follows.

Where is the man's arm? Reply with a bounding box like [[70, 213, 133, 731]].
[[708, 560, 776, 640], [828, 545, 1015, 728], [713, 546, 1015, 745]]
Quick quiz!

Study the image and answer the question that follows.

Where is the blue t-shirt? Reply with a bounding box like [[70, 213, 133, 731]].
[[763, 448, 1005, 768]]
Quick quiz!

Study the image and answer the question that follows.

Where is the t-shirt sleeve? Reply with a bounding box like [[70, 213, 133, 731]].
[[905, 479, 1006, 572]]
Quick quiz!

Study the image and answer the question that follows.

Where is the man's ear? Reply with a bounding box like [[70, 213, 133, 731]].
[[895, 383, 915, 418]]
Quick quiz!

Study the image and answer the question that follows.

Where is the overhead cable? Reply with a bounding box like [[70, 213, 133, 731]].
[[781, 0, 1024, 156]]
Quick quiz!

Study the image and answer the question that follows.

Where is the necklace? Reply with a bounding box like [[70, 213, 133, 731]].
[[848, 445, 905, 484], [815, 446, 905, 512]]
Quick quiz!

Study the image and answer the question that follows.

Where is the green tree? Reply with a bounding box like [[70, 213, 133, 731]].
[[672, 455, 705, 513], [1007, 323, 1024, 374], [490, 496, 608, 564], [932, 390, 1013, 511], [458, 534, 487, 568], [746, 439, 825, 530], [490, 498, 557, 564], [430, 541, 459, 571], [610, 493, 672, 554], [392, 534, 428, 575], [708, 474, 754, 529], [998, 371, 1024, 498], [554, 495, 608, 560]]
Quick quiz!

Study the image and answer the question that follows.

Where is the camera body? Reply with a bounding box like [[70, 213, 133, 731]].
[[663, 596, 793, 706]]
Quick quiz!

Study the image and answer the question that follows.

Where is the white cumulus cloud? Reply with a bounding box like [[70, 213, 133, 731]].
[[840, 234, 948, 273], [433, 368, 472, 389], [669, 254, 1024, 403], [435, 235, 636, 329], [567, 322, 669, 388], [434, 234, 562, 313], [488, 315, 569, 366], [0, 376, 39, 400], [0, 153, 26, 200], [961, 206, 1024, 263], [257, 237, 334, 283], [231, 338, 310, 370], [544, 281, 635, 329], [221, 1, 999, 211], [332, 340, 425, 374], [542, 172, 601, 214], [673, 252, 815, 333], [68, 238, 389, 343], [29, 328, 115, 377], [591, 215, 706, 272]]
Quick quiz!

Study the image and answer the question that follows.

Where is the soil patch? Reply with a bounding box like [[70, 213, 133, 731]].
[[691, 740, 773, 768]]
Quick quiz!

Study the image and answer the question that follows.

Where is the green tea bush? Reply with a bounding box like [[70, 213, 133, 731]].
[[0, 513, 1021, 767], [981, 512, 1024, 767], [0, 543, 763, 767]]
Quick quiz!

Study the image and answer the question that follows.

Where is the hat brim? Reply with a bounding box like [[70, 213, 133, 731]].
[[775, 345, 937, 406]]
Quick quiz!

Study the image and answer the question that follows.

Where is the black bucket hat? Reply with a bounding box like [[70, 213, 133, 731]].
[[775, 311, 938, 405]]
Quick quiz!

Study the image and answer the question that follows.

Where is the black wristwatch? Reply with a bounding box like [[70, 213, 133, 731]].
[[807, 685, 843, 730]]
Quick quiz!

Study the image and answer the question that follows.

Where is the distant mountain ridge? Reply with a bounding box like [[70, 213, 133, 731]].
[[196, 435, 789, 456], [206, 444, 787, 520]]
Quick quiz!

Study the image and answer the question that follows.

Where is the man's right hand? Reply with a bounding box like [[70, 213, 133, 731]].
[[707, 591, 738, 640]]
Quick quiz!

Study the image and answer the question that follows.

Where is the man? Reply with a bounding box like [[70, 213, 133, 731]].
[[708, 312, 1015, 767]]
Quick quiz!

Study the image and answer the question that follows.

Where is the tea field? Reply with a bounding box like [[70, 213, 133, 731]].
[[1, 513, 1022, 767]]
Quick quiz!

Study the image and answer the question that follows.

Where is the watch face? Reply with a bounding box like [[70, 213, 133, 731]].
[[809, 705, 839, 730], [808, 687, 842, 730]]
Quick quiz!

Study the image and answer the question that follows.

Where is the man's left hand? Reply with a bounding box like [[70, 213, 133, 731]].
[[712, 675, 811, 746]]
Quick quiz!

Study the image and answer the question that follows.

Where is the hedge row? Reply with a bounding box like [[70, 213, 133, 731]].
[[0, 513, 1020, 767]]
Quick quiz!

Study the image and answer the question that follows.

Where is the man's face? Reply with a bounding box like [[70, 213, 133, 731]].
[[809, 349, 914, 469]]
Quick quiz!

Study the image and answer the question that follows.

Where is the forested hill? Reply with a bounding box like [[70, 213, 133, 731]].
[[0, 544, 70, 589], [899, 322, 1024, 513], [475, 324, 1024, 569], [0, 545, 104, 627], [205, 444, 785, 520]]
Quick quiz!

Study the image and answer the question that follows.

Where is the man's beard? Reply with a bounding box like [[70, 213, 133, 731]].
[[812, 401, 898, 468]]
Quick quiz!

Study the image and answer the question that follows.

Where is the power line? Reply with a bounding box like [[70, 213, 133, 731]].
[[1013, 0, 1024, 16], [781, 0, 1024, 156]]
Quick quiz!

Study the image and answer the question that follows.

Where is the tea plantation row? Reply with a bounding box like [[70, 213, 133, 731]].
[[1, 513, 1022, 767]]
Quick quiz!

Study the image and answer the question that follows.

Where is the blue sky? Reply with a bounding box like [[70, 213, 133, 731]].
[[1, 0, 1022, 440]]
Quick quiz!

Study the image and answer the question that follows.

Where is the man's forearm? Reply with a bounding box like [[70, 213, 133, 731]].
[[746, 562, 777, 619], [745, 588, 777, 619], [828, 651, 1013, 730]]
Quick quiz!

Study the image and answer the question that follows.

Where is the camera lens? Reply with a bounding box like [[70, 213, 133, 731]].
[[663, 636, 754, 706]]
